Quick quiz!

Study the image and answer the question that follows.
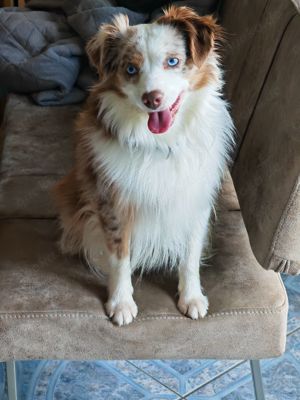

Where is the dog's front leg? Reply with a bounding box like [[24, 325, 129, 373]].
[[105, 253, 137, 326], [99, 206, 137, 326], [177, 209, 211, 319]]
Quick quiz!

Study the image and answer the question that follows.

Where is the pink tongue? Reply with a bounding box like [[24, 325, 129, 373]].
[[148, 109, 172, 134]]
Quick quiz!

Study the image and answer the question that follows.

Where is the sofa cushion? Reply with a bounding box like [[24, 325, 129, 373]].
[[0, 209, 287, 361]]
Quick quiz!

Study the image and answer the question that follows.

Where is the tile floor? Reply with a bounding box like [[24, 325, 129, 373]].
[[0, 275, 299, 400]]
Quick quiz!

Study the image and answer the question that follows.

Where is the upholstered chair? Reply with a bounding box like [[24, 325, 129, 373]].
[[0, 1, 299, 399]]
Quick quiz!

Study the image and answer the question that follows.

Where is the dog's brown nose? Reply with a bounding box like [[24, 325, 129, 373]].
[[142, 90, 163, 110]]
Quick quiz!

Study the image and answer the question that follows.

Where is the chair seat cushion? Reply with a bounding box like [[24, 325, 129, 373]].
[[0, 211, 287, 361], [0, 95, 287, 361]]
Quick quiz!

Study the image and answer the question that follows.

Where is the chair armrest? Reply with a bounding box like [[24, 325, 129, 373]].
[[232, 12, 300, 275]]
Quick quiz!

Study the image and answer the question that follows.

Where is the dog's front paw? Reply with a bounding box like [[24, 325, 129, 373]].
[[178, 293, 209, 319], [106, 297, 138, 326]]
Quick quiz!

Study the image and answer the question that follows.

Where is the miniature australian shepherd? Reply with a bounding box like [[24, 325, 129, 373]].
[[54, 6, 234, 326]]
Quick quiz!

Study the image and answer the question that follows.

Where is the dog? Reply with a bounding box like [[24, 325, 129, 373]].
[[53, 6, 234, 326]]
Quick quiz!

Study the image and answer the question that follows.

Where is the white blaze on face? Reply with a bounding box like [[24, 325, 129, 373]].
[[121, 23, 190, 133]]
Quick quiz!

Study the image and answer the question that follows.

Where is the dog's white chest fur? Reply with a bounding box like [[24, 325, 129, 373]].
[[130, 147, 209, 270], [91, 88, 233, 270]]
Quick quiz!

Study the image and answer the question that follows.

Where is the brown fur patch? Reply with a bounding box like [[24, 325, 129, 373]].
[[98, 198, 134, 259], [86, 20, 142, 95], [121, 45, 144, 83], [52, 169, 94, 255], [157, 6, 223, 67], [86, 20, 126, 76], [190, 62, 218, 90], [54, 88, 135, 261]]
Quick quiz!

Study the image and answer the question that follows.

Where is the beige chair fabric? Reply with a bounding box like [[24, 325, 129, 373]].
[[0, 213, 287, 362], [0, 95, 78, 218], [220, 0, 298, 149], [230, 9, 300, 274], [0, 95, 288, 361]]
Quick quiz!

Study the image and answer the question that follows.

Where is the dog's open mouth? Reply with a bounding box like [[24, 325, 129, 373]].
[[147, 93, 183, 134]]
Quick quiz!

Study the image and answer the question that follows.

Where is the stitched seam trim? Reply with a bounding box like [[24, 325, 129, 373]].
[[0, 307, 285, 322], [265, 177, 300, 268], [0, 273, 288, 321], [0, 260, 288, 322], [0, 274, 287, 322], [0, 275, 287, 322]]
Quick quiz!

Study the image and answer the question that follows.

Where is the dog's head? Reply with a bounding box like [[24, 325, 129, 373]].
[[87, 6, 221, 135]]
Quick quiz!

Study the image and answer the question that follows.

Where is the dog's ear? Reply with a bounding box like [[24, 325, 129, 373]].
[[157, 6, 222, 67], [86, 14, 129, 76]]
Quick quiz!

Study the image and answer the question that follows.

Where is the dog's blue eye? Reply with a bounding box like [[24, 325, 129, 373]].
[[127, 65, 138, 75], [167, 57, 179, 67]]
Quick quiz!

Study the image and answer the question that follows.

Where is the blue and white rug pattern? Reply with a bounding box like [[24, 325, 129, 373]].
[[1, 275, 299, 400]]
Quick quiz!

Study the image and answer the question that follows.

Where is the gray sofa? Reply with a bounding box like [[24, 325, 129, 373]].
[[0, 1, 299, 398]]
